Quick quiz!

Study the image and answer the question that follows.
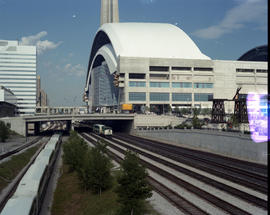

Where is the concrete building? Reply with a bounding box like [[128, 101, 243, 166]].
[[100, 0, 119, 26], [0, 40, 37, 115], [84, 23, 268, 113], [0, 85, 17, 117]]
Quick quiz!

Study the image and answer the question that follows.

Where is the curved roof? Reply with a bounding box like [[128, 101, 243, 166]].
[[238, 45, 268, 62], [97, 22, 210, 60]]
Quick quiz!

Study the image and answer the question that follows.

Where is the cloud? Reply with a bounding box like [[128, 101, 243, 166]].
[[140, 0, 156, 4], [20, 31, 62, 54], [64, 63, 85, 77], [72, 14, 76, 18], [193, 0, 267, 39]]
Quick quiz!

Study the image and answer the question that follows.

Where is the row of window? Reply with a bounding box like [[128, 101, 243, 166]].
[[149, 66, 213, 72], [129, 92, 213, 102], [129, 81, 213, 88], [236, 68, 268, 73]]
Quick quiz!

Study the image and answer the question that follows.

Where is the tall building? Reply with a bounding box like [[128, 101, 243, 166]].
[[100, 0, 119, 26], [36, 75, 48, 107], [0, 40, 37, 115]]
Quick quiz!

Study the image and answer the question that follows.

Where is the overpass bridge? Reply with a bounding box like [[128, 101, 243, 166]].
[[1, 113, 135, 136]]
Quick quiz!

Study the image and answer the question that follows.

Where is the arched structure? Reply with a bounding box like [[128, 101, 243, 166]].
[[84, 23, 267, 114], [85, 22, 210, 102]]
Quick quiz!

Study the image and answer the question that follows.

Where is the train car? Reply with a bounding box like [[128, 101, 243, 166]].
[[0, 134, 61, 215], [93, 124, 113, 136]]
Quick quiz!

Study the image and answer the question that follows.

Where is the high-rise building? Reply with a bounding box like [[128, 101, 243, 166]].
[[100, 0, 119, 26], [0, 40, 37, 115]]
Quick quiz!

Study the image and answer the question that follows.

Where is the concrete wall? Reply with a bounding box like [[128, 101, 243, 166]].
[[134, 114, 185, 128], [132, 129, 267, 165], [0, 117, 26, 136]]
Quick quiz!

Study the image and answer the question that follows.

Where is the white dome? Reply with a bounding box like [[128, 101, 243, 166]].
[[98, 22, 210, 60]]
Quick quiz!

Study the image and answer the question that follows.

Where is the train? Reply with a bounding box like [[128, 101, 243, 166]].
[[0, 134, 61, 215], [93, 124, 113, 136]]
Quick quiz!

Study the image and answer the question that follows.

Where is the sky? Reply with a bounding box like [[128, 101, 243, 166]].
[[0, 0, 268, 106]]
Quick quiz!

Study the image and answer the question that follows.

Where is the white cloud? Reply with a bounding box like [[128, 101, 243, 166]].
[[63, 63, 85, 77], [72, 14, 77, 18], [193, 0, 267, 39], [20, 31, 62, 54]]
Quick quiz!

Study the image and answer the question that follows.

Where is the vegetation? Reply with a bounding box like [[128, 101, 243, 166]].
[[115, 151, 152, 215], [51, 163, 120, 215], [54, 133, 159, 215], [63, 131, 113, 195], [0, 144, 41, 191], [63, 130, 88, 172], [0, 121, 10, 142]]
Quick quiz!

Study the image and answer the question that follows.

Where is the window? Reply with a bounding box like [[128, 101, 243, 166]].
[[172, 82, 192, 88], [194, 83, 213, 88], [129, 81, 146, 87], [256, 69, 267, 73], [172, 67, 191, 71], [194, 93, 213, 101], [150, 82, 169, 88], [129, 92, 146, 101], [172, 93, 192, 101], [129, 73, 145, 79], [236, 68, 254, 73], [150, 93, 169, 101], [149, 66, 169, 72], [150, 74, 169, 80], [194, 67, 213, 71]]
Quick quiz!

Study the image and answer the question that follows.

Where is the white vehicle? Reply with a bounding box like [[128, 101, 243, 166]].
[[93, 124, 113, 136]]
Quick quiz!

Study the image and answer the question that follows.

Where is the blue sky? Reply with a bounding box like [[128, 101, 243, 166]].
[[0, 0, 267, 106]]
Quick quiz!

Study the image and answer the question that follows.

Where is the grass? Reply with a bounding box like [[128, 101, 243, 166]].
[[0, 144, 41, 191], [51, 163, 161, 215], [51, 164, 120, 215]]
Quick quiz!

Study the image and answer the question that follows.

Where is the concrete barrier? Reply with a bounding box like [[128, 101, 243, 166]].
[[132, 129, 267, 165]]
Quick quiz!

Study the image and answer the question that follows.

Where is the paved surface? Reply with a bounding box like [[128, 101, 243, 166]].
[[0, 135, 36, 155]]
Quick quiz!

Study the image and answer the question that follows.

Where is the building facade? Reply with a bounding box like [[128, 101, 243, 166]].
[[0, 40, 37, 115], [84, 23, 268, 113], [0, 85, 17, 117]]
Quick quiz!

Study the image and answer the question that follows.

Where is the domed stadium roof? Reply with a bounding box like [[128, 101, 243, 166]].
[[238, 45, 268, 62], [94, 22, 210, 60]]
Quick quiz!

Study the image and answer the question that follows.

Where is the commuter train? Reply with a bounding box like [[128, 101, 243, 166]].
[[93, 124, 113, 136], [0, 134, 61, 215]]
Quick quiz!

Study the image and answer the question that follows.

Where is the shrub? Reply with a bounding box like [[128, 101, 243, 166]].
[[115, 151, 152, 215], [0, 121, 10, 142]]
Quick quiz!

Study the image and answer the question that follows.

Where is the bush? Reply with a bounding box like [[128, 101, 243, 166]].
[[63, 131, 88, 172], [78, 141, 113, 194], [0, 121, 10, 142]]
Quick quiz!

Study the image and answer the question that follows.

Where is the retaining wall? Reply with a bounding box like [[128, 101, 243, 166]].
[[132, 129, 267, 165]]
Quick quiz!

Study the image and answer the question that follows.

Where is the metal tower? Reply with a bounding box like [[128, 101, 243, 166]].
[[100, 0, 119, 26]]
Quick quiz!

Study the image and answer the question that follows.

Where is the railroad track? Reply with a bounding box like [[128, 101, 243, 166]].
[[0, 136, 42, 161], [80, 133, 207, 215], [114, 133, 268, 194], [81, 132, 268, 215]]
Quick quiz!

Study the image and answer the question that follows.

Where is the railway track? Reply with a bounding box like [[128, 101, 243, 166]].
[[114, 133, 268, 194], [0, 136, 42, 161], [80, 132, 268, 215]]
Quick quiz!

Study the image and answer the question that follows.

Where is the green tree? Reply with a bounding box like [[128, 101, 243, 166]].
[[0, 121, 10, 142], [63, 131, 88, 172], [78, 141, 113, 195], [116, 151, 152, 215]]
